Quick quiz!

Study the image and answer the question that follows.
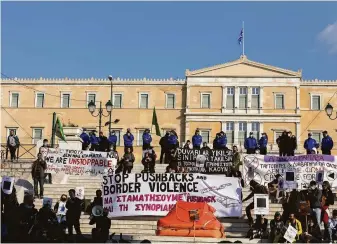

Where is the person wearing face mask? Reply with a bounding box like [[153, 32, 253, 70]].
[[244, 132, 258, 154], [123, 128, 134, 153], [192, 130, 202, 149], [89, 131, 99, 151], [258, 133, 268, 155], [303, 216, 322, 243], [80, 129, 90, 150], [54, 194, 68, 233], [304, 133, 318, 155], [108, 130, 117, 151], [98, 131, 109, 152], [327, 209, 337, 243], [32, 153, 47, 199], [213, 133, 221, 150], [306, 181, 322, 226], [142, 129, 152, 151]]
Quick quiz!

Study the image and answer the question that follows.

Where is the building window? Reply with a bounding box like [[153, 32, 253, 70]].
[[166, 94, 175, 109], [239, 87, 247, 109], [275, 94, 284, 109], [200, 130, 210, 143], [10, 92, 19, 108], [238, 122, 247, 145], [226, 122, 234, 144], [275, 131, 283, 143], [311, 132, 321, 143], [32, 128, 43, 144], [112, 130, 121, 146], [139, 93, 149, 109], [87, 93, 96, 107], [61, 93, 71, 108], [113, 94, 122, 108], [35, 93, 45, 108], [251, 87, 260, 109], [201, 93, 211, 108], [251, 122, 260, 139], [137, 129, 145, 146], [311, 95, 321, 110], [226, 87, 234, 109]]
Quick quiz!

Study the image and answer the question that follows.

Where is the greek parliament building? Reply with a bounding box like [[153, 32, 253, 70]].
[[1, 55, 337, 159]]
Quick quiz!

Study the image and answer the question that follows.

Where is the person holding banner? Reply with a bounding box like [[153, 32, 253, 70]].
[[98, 131, 109, 152], [285, 213, 303, 242], [304, 133, 318, 155], [219, 131, 228, 149], [183, 140, 192, 149], [213, 133, 221, 150], [192, 129, 202, 149], [108, 130, 118, 151], [123, 128, 134, 153]]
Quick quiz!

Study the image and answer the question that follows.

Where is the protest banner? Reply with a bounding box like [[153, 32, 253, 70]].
[[176, 148, 233, 174], [45, 148, 117, 176], [102, 173, 242, 217], [243, 154, 337, 189]]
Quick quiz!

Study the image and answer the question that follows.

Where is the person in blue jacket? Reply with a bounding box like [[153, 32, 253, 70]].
[[258, 133, 268, 155], [244, 132, 258, 154], [142, 129, 152, 150], [219, 131, 228, 149], [304, 133, 317, 155], [167, 130, 178, 150], [213, 133, 221, 150], [89, 131, 99, 151], [80, 129, 90, 150], [123, 128, 134, 153], [192, 130, 202, 149], [108, 130, 118, 151], [321, 130, 333, 155]]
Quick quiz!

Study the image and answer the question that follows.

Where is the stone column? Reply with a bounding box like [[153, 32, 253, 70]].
[[234, 86, 239, 113], [296, 122, 301, 153], [234, 122, 239, 145], [259, 87, 264, 114], [222, 86, 226, 113], [296, 86, 300, 114], [247, 86, 252, 114]]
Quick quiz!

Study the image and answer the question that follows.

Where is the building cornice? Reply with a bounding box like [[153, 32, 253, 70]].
[[301, 79, 337, 86]]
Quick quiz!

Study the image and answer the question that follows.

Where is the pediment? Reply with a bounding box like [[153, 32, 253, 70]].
[[186, 55, 302, 78]]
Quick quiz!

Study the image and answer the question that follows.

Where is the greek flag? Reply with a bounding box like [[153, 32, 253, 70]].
[[238, 29, 243, 45]]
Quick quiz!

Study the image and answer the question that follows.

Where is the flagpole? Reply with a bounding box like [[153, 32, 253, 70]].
[[242, 21, 245, 56]]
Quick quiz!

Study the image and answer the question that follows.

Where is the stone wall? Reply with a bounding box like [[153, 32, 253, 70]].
[[0, 161, 32, 178]]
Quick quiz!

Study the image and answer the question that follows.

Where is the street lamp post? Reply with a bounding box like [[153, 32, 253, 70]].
[[88, 100, 113, 132], [325, 103, 337, 120], [108, 75, 113, 135]]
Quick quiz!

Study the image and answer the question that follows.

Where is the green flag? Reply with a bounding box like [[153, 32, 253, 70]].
[[55, 117, 66, 141], [151, 107, 161, 137]]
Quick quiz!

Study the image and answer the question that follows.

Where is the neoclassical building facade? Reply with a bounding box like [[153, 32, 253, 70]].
[[1, 55, 336, 159]]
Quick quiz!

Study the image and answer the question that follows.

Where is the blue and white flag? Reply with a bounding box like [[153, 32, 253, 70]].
[[238, 29, 243, 45]]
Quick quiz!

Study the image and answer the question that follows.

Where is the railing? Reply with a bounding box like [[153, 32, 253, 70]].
[[1, 143, 38, 161]]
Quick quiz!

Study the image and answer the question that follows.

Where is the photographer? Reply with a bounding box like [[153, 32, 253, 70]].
[[90, 208, 111, 243]]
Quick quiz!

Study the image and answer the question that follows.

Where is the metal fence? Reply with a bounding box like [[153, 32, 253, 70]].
[[1, 143, 38, 161]]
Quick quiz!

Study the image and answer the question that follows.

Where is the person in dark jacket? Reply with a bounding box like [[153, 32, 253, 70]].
[[87, 190, 103, 221], [192, 130, 202, 149], [66, 189, 83, 238], [276, 131, 288, 156], [159, 132, 169, 164], [90, 208, 111, 243], [1, 186, 19, 242], [32, 153, 47, 199], [39, 139, 52, 184], [213, 133, 221, 150], [201, 142, 211, 154], [123, 128, 134, 153], [242, 180, 268, 225], [167, 131, 178, 150], [269, 212, 284, 243], [142, 129, 152, 150], [219, 131, 228, 149], [121, 147, 135, 174], [89, 131, 99, 151], [306, 181, 322, 225], [321, 131, 333, 155], [80, 129, 90, 150], [183, 140, 191, 149], [304, 133, 318, 155], [322, 181, 335, 237], [142, 152, 154, 173], [303, 216, 322, 243], [7, 130, 20, 162], [98, 131, 109, 152], [244, 132, 257, 154], [289, 133, 297, 156], [108, 130, 118, 151], [18, 194, 38, 242], [258, 133, 268, 155]]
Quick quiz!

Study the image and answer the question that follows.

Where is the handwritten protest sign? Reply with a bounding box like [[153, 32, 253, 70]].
[[176, 148, 233, 174], [75, 187, 85, 200], [45, 148, 117, 176], [283, 225, 298, 243], [102, 173, 242, 217], [243, 154, 337, 189]]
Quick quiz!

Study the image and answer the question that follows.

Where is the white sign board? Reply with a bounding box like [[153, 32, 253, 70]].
[[103, 173, 242, 217], [283, 224, 298, 243], [1, 176, 14, 195], [75, 187, 85, 200], [253, 194, 269, 215]]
